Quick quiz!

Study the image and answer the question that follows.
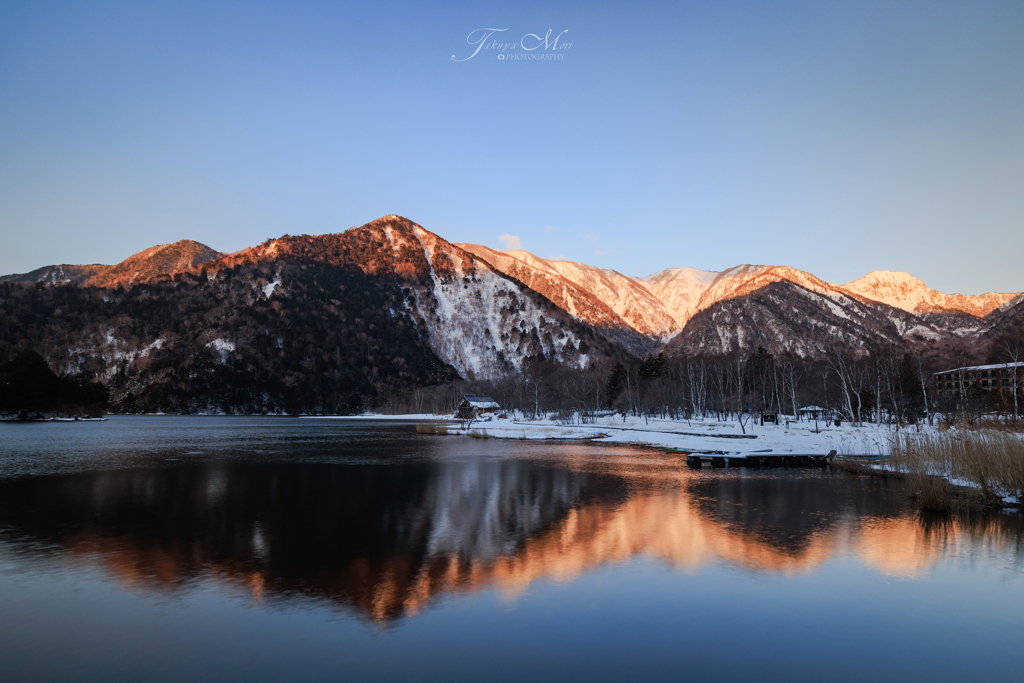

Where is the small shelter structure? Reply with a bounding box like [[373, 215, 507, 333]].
[[798, 406, 824, 420], [457, 395, 501, 420]]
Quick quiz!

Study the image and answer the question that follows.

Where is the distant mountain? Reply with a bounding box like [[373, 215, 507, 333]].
[[0, 264, 107, 285], [638, 267, 719, 328], [663, 279, 931, 358], [498, 251, 678, 337], [697, 265, 856, 311], [86, 240, 224, 288], [843, 270, 1019, 318], [0, 240, 224, 288], [452, 251, 1023, 360]]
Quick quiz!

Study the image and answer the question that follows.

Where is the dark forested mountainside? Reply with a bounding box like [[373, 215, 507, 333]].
[[190, 216, 622, 379], [0, 350, 109, 418], [0, 263, 458, 414], [0, 217, 627, 414], [976, 297, 1024, 345]]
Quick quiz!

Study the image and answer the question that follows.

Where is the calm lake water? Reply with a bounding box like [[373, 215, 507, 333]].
[[1, 417, 1023, 682]]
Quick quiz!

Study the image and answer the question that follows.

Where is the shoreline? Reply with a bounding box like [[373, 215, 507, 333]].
[[8, 411, 1022, 512], [324, 414, 1024, 511], [832, 456, 1023, 511], [306, 412, 895, 458]]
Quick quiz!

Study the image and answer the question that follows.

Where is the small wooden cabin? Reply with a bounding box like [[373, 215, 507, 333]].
[[457, 395, 501, 420], [798, 405, 824, 420]]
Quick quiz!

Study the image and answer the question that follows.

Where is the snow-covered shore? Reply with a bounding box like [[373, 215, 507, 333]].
[[294, 414, 1024, 507], [301, 413, 448, 421], [305, 413, 915, 457]]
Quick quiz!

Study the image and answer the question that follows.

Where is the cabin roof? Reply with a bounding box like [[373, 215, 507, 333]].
[[798, 405, 824, 412], [462, 395, 500, 409]]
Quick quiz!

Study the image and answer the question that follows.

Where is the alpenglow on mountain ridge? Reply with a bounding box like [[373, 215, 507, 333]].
[[2, 214, 1022, 413]]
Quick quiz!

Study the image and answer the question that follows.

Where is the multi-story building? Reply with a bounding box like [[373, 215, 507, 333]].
[[933, 362, 1024, 398]]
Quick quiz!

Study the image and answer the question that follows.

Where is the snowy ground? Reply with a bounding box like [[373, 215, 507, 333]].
[[306, 413, 919, 457], [302, 414, 445, 421]]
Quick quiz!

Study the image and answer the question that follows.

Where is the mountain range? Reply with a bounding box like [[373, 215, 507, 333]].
[[2, 215, 1022, 412], [460, 244, 1022, 359]]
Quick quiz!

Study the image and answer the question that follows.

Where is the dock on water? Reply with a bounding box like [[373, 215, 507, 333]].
[[682, 451, 837, 468]]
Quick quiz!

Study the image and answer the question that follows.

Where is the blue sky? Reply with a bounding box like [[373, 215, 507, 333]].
[[1, 1, 1022, 293]]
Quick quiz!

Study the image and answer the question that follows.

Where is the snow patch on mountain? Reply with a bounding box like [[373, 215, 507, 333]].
[[903, 325, 943, 341], [140, 339, 164, 357], [998, 293, 1024, 313], [455, 244, 662, 355], [262, 276, 281, 298], [206, 338, 235, 362], [406, 228, 589, 379]]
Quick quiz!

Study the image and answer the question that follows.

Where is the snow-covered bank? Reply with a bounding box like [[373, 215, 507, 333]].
[[307, 413, 913, 456], [461, 416, 895, 456], [300, 413, 453, 422]]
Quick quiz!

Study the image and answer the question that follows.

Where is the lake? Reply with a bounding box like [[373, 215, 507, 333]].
[[1, 416, 1023, 682]]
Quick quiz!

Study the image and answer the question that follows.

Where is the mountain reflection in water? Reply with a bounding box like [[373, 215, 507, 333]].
[[1, 456, 1022, 623]]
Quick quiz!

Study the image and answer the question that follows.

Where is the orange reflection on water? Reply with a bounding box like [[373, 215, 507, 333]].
[[4, 461, 1023, 624], [354, 488, 1023, 621]]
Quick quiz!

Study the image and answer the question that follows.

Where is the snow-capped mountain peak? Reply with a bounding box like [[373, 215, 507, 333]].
[[843, 270, 1020, 317], [697, 264, 853, 313], [638, 267, 719, 328]]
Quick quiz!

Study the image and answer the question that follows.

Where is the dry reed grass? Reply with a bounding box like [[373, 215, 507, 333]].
[[890, 430, 1024, 510], [828, 458, 877, 474], [973, 417, 1024, 434], [415, 422, 453, 435]]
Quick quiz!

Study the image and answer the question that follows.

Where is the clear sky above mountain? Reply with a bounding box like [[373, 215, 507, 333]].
[[1, 0, 1022, 294]]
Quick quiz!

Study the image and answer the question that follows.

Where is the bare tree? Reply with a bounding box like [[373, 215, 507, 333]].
[[913, 351, 932, 426], [825, 349, 859, 425], [999, 326, 1024, 424], [780, 358, 803, 419]]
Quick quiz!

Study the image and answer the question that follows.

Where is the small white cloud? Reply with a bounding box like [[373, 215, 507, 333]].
[[544, 225, 553, 232], [498, 234, 522, 251], [581, 233, 600, 243], [594, 248, 616, 257]]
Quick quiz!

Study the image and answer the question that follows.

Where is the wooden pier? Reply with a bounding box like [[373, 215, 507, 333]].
[[683, 452, 836, 468]]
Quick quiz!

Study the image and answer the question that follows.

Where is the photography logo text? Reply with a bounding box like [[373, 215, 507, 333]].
[[452, 28, 571, 62]]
